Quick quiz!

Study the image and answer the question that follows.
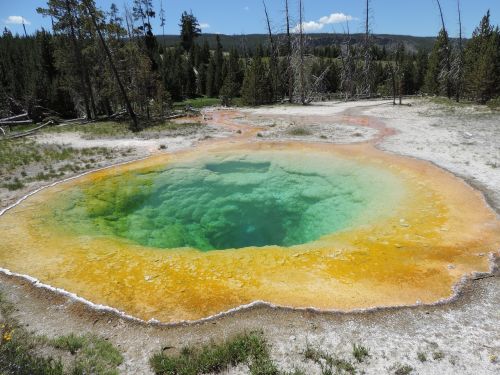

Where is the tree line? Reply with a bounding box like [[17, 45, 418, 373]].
[[0, 0, 499, 130]]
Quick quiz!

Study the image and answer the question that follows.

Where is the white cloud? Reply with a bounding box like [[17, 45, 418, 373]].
[[4, 16, 31, 25], [319, 13, 354, 25], [200, 23, 210, 29], [293, 12, 354, 33], [297, 21, 324, 32]]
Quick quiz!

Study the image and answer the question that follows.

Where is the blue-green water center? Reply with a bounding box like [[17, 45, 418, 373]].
[[51, 151, 404, 251]]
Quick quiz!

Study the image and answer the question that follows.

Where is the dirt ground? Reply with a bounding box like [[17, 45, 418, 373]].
[[0, 99, 499, 374]]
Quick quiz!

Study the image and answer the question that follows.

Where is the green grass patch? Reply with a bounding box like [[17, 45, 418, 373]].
[[46, 121, 131, 137], [51, 333, 85, 355], [2, 177, 25, 191], [0, 339, 64, 375], [173, 97, 220, 109], [0, 289, 123, 375], [304, 345, 356, 375], [0, 292, 63, 375], [417, 351, 427, 362], [150, 331, 279, 375], [432, 350, 445, 361], [287, 127, 312, 136], [428, 97, 472, 108], [45, 120, 203, 139], [352, 343, 369, 363], [394, 363, 414, 375], [0, 138, 112, 174], [487, 97, 500, 110], [64, 335, 123, 375], [0, 137, 128, 190]]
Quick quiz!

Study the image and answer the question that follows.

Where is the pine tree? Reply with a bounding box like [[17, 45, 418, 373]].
[[183, 47, 197, 98], [179, 11, 201, 52], [425, 28, 451, 96], [213, 35, 224, 96], [37, 0, 97, 119], [464, 11, 500, 103], [415, 49, 428, 93], [197, 63, 207, 96], [220, 70, 239, 106], [206, 57, 216, 97], [241, 56, 271, 106], [199, 40, 210, 65], [220, 49, 241, 105]]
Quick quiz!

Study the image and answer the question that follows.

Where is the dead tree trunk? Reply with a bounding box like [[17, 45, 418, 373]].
[[362, 0, 372, 97], [455, 0, 464, 102], [389, 64, 397, 105], [396, 44, 404, 105], [64, 0, 92, 120], [285, 0, 294, 103], [435, 0, 452, 99], [298, 0, 306, 105], [124, 4, 133, 40], [340, 21, 355, 100], [263, 1, 278, 102], [83, 0, 139, 131], [399, 79, 403, 105], [22, 19, 28, 37]]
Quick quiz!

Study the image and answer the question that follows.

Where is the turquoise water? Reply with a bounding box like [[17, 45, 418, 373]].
[[50, 151, 404, 251]]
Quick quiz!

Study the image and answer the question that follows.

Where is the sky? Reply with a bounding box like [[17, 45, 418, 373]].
[[1, 1, 500, 38]]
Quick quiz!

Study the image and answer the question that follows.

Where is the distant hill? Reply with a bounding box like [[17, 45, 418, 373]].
[[157, 33, 441, 53]]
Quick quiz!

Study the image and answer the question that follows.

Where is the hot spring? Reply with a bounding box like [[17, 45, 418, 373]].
[[0, 142, 499, 323], [52, 151, 404, 251]]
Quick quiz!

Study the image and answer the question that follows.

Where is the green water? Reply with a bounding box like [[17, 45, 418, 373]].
[[50, 151, 405, 251]]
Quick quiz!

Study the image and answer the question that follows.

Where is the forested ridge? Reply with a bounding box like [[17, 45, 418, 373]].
[[1, 0, 500, 130]]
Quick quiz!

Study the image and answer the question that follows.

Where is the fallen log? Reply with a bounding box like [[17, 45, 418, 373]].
[[0, 113, 29, 122], [2, 120, 53, 140], [63, 118, 87, 124], [109, 110, 127, 119], [164, 113, 186, 120], [0, 119, 34, 126]]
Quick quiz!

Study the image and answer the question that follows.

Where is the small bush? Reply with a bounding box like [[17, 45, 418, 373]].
[[304, 345, 323, 362], [52, 334, 85, 355], [433, 350, 445, 361], [304, 345, 356, 375], [0, 293, 64, 375], [394, 364, 414, 375], [352, 343, 369, 363], [283, 370, 306, 375], [486, 97, 500, 110], [150, 331, 278, 375], [417, 351, 427, 362], [50, 334, 122, 375], [0, 293, 122, 375], [2, 177, 24, 191], [0, 340, 64, 375], [288, 127, 312, 136], [173, 97, 220, 109], [70, 335, 123, 375]]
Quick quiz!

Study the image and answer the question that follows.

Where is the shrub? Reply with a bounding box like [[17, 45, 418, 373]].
[[150, 331, 278, 375], [417, 352, 427, 362], [288, 127, 312, 136], [394, 364, 414, 375], [352, 343, 370, 363]]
